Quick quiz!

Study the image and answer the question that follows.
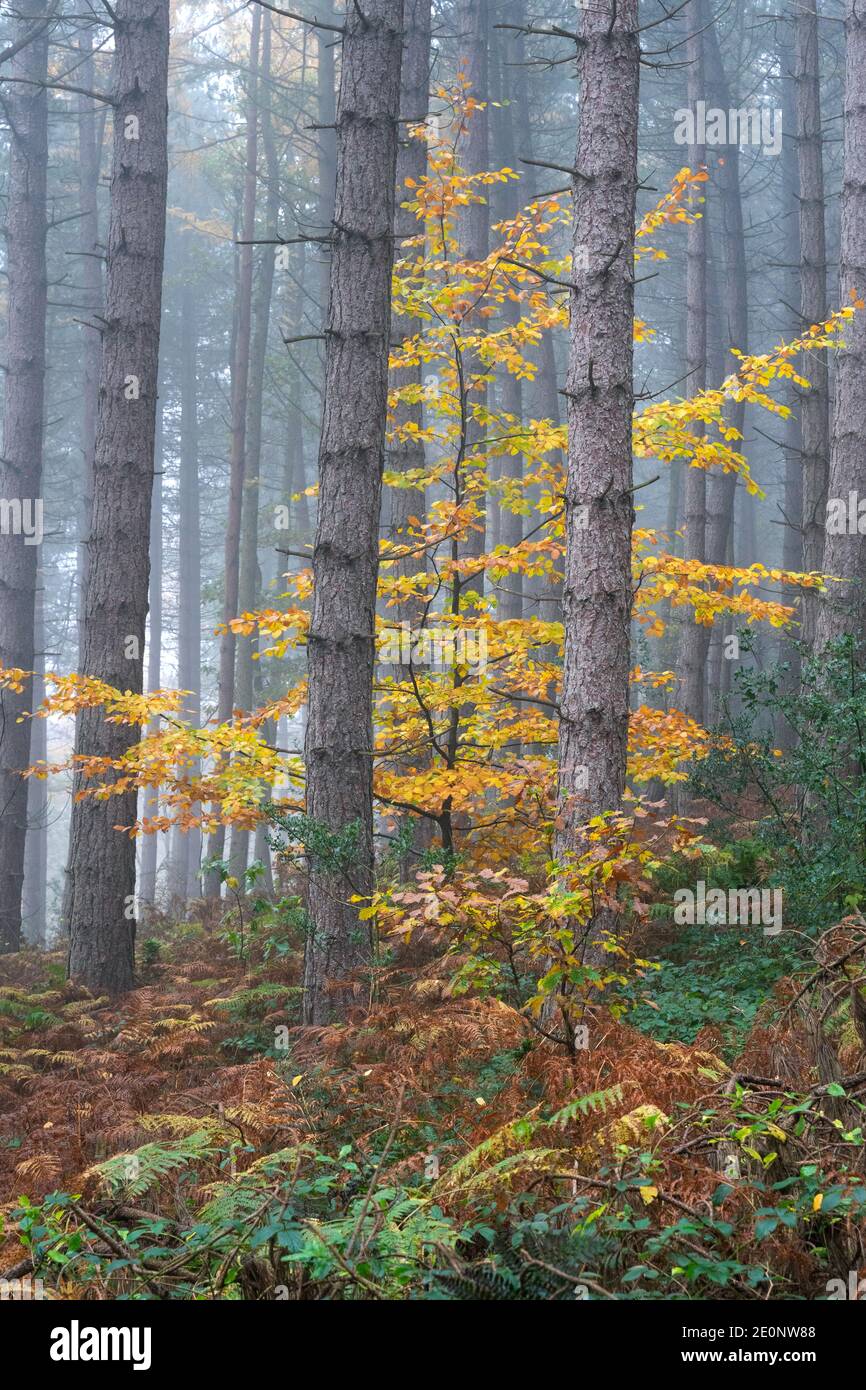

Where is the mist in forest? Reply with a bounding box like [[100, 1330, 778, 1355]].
[[1, 0, 866, 1321]]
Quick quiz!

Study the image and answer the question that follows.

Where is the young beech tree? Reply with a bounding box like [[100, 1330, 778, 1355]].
[[66, 0, 170, 993], [555, 1, 640, 876], [28, 142, 841, 1015], [0, 0, 50, 954], [303, 0, 405, 1024]]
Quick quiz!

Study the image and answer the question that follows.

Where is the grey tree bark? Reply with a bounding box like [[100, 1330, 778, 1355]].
[[22, 568, 47, 946], [204, 5, 261, 895], [139, 405, 163, 906], [555, 2, 639, 856], [797, 0, 830, 648], [455, 0, 489, 601], [67, 0, 170, 993], [0, 0, 50, 954], [492, 28, 524, 623], [676, 1, 710, 727], [817, 0, 866, 647], [303, 0, 404, 1025], [168, 271, 202, 903], [61, 26, 105, 935], [703, 14, 748, 711], [387, 0, 432, 637], [778, 23, 803, 700], [232, 9, 280, 881]]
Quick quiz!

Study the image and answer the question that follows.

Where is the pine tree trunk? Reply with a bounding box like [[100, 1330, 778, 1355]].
[[676, 0, 710, 727], [231, 10, 280, 882], [61, 28, 105, 935], [204, 6, 261, 895], [555, 2, 639, 866], [303, 0, 404, 1025], [75, 28, 105, 665], [817, 0, 866, 646], [139, 406, 163, 906], [169, 272, 202, 904], [493, 29, 523, 623], [703, 15, 748, 712], [703, 16, 748, 578], [315, 1, 337, 316], [455, 0, 489, 601], [797, 0, 830, 649], [388, 0, 431, 635], [67, 0, 170, 993], [22, 569, 47, 946], [778, 23, 803, 703], [0, 0, 49, 954]]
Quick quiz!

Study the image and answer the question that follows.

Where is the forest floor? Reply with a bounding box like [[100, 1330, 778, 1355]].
[[0, 901, 864, 1300]]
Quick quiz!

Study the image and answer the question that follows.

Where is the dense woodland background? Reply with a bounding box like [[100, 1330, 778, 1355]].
[[0, 0, 865, 1303]]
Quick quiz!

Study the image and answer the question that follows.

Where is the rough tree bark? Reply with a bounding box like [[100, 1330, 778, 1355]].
[[61, 26, 105, 934], [0, 0, 50, 954], [676, 0, 710, 726], [797, 0, 830, 649], [67, 0, 170, 993], [168, 271, 202, 903], [232, 8, 280, 880], [778, 22, 803, 701], [554, 2, 639, 866], [22, 569, 47, 946], [204, 5, 261, 895], [492, 27, 524, 622], [703, 12, 748, 710], [817, 0, 866, 647], [387, 0, 432, 634], [303, 0, 404, 1025], [455, 0, 489, 601], [139, 406, 163, 906]]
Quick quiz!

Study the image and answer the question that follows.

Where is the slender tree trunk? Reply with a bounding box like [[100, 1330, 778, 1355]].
[[797, 0, 830, 648], [493, 29, 523, 622], [677, 1, 710, 726], [232, 10, 279, 880], [139, 405, 163, 906], [703, 16, 748, 578], [779, 23, 803, 700], [75, 27, 105, 664], [456, 0, 489, 601], [303, 0, 404, 1025], [22, 569, 47, 946], [817, 0, 866, 646], [0, 0, 49, 954], [388, 0, 431, 633], [510, 30, 561, 626], [703, 15, 748, 712], [61, 28, 105, 935], [314, 0, 337, 324], [555, 2, 639, 863], [169, 274, 202, 903], [204, 6, 261, 896], [67, 0, 170, 993]]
